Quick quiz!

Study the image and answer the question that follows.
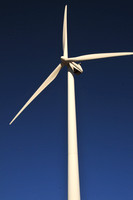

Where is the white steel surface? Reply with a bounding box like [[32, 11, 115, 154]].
[[62, 5, 81, 199], [68, 67, 81, 200]]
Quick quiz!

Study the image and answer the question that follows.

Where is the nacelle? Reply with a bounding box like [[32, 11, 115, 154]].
[[69, 62, 83, 75]]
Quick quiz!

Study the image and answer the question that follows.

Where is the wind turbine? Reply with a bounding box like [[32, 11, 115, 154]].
[[9, 5, 133, 200]]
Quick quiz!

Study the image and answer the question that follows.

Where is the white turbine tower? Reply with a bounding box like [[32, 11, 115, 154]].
[[10, 5, 133, 200]]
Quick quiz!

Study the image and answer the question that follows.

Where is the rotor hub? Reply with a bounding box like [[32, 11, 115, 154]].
[[61, 56, 83, 75]]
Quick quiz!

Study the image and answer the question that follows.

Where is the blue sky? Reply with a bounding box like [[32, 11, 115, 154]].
[[0, 0, 133, 199]]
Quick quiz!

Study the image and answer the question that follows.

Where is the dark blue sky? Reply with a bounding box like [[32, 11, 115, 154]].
[[0, 0, 133, 199]]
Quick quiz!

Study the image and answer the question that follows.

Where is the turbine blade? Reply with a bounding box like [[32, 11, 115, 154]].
[[63, 52, 133, 62], [62, 5, 68, 58], [9, 64, 62, 125]]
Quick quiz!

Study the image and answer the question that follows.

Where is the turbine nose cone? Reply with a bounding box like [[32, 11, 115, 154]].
[[61, 56, 66, 61], [61, 56, 68, 66]]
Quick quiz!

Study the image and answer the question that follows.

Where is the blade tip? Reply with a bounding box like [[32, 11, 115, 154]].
[[9, 120, 14, 125]]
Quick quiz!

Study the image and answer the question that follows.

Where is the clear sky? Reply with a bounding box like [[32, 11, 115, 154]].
[[0, 0, 133, 199]]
